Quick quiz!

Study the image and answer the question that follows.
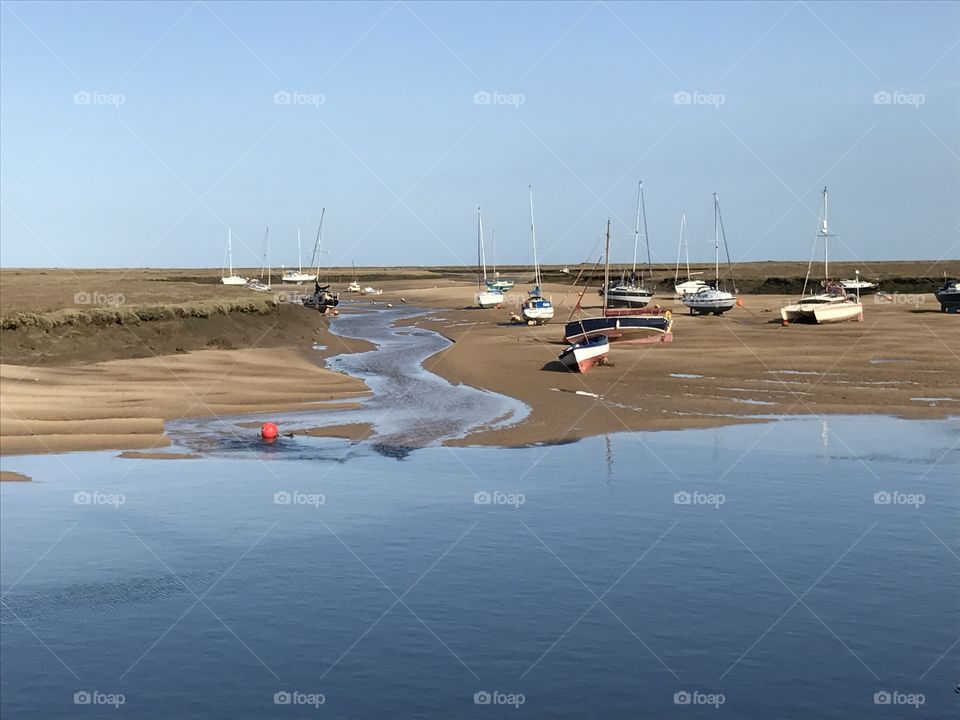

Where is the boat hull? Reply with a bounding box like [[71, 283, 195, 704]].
[[476, 290, 504, 309], [675, 280, 708, 296], [221, 276, 247, 286], [559, 336, 609, 373], [486, 280, 514, 292], [780, 300, 863, 324], [682, 290, 737, 315], [281, 273, 317, 283], [599, 286, 653, 308], [935, 284, 960, 313], [563, 313, 673, 345]]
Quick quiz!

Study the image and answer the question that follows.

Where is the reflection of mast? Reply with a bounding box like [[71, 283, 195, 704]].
[[820, 419, 829, 450], [605, 435, 614, 481]]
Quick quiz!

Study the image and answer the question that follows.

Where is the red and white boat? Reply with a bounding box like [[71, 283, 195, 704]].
[[559, 335, 609, 373]]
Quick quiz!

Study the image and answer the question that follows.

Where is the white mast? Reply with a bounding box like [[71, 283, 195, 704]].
[[632, 182, 641, 274], [477, 206, 488, 287], [315, 209, 326, 279], [603, 219, 611, 314], [227, 228, 234, 276], [297, 226, 302, 273], [529, 184, 541, 290], [713, 193, 720, 283], [822, 186, 829, 279]]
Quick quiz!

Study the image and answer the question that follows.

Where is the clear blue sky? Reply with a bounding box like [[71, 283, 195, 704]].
[[1, 1, 958, 269]]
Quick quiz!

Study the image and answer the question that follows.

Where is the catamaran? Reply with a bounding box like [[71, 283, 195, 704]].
[[781, 187, 864, 324], [475, 206, 504, 309], [673, 213, 707, 296], [681, 193, 738, 315], [246, 227, 272, 292], [520, 184, 554, 324], [563, 220, 673, 345], [599, 182, 654, 308], [220, 228, 247, 285], [281, 226, 318, 283]]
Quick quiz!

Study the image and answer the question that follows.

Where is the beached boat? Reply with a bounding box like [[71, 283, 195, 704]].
[[563, 220, 673, 345], [246, 227, 272, 292], [674, 213, 707, 296], [599, 182, 655, 308], [520, 184, 554, 324], [361, 286, 383, 295], [559, 334, 609, 373], [935, 278, 960, 313], [303, 282, 339, 313], [839, 277, 877, 294], [220, 228, 247, 285], [781, 188, 864, 324], [475, 206, 504, 308], [281, 227, 318, 283], [346, 263, 361, 292], [485, 229, 514, 291], [682, 193, 738, 315]]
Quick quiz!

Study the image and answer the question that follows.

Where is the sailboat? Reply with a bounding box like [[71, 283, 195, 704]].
[[520, 185, 554, 324], [347, 263, 361, 293], [674, 213, 707, 296], [246, 227, 272, 292], [563, 220, 673, 345], [220, 228, 247, 285], [681, 193, 738, 315], [475, 206, 504, 309], [558, 334, 609, 373], [599, 182, 654, 307], [486, 228, 514, 291], [302, 209, 340, 313], [281, 226, 318, 283], [781, 187, 864, 324]]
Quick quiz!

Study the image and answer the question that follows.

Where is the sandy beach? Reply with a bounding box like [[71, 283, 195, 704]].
[[0, 264, 957, 460]]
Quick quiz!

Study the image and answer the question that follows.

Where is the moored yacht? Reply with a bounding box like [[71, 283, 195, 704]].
[[681, 193, 738, 316], [474, 206, 504, 309], [935, 278, 960, 313], [520, 184, 554, 324]]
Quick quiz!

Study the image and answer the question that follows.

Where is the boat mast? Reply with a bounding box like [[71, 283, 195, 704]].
[[632, 182, 641, 275], [713, 193, 720, 284], [227, 228, 233, 276], [315, 208, 326, 279], [492, 229, 497, 278], [529, 184, 541, 290], [640, 181, 652, 287], [603, 219, 611, 314], [477, 206, 487, 289], [297, 226, 302, 274], [822, 186, 829, 280]]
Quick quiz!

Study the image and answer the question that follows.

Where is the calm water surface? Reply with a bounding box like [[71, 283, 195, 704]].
[[2, 308, 958, 718]]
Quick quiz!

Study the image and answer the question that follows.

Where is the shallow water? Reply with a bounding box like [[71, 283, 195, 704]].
[[2, 309, 958, 719]]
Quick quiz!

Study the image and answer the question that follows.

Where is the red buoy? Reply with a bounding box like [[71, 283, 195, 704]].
[[261, 422, 279, 439]]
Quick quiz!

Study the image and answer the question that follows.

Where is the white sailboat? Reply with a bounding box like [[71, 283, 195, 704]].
[[281, 226, 318, 283], [347, 263, 361, 293], [220, 228, 247, 285], [246, 227, 272, 292], [682, 193, 738, 315], [599, 181, 654, 308], [674, 213, 707, 296], [521, 184, 554, 324], [475, 206, 504, 309], [781, 187, 863, 324]]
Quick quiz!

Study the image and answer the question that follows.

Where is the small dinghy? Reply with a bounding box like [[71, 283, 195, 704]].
[[559, 335, 609, 373]]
